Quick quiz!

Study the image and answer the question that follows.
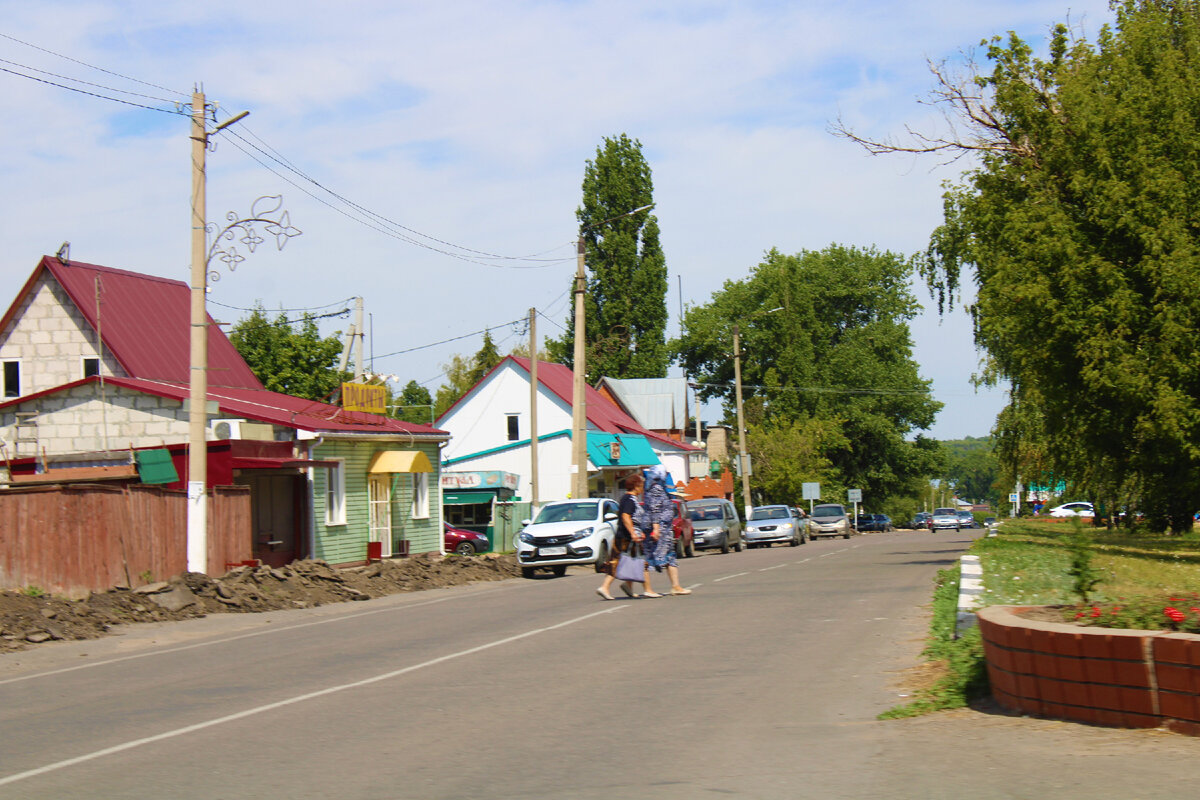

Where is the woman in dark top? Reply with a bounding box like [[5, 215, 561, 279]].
[[596, 474, 644, 600]]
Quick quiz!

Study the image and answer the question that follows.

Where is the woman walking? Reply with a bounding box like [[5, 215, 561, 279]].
[[639, 465, 691, 596], [596, 474, 643, 600]]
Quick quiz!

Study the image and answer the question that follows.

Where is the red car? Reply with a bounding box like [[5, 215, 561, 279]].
[[444, 523, 490, 555], [672, 499, 695, 558]]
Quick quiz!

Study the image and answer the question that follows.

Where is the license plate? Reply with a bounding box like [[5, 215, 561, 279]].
[[539, 546, 567, 557]]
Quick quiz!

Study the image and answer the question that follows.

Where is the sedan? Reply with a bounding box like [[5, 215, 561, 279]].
[[515, 498, 619, 578], [855, 513, 893, 532], [1049, 501, 1094, 518], [444, 523, 490, 555], [744, 504, 808, 547], [956, 510, 977, 529], [930, 507, 961, 531], [909, 511, 933, 530]]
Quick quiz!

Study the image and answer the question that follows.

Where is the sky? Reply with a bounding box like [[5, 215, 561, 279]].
[[0, 0, 1116, 439]]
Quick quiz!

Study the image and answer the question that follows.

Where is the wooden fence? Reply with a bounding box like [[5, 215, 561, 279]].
[[0, 483, 251, 597]]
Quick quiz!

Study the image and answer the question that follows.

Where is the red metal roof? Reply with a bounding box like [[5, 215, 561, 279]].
[[0, 256, 263, 389], [440, 356, 694, 452], [0, 376, 448, 436]]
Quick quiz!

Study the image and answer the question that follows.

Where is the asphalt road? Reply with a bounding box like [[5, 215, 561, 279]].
[[0, 530, 1197, 799]]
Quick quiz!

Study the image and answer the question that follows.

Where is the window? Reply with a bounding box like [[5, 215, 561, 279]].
[[3, 361, 18, 398], [325, 460, 346, 526], [506, 414, 519, 441], [82, 357, 100, 378], [411, 472, 429, 519]]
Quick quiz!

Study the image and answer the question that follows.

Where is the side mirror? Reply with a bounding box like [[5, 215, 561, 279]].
[[521, 519, 532, 527], [604, 512, 618, 521]]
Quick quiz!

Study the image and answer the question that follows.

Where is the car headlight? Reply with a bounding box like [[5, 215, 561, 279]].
[[779, 523, 793, 530], [569, 527, 594, 541], [518, 532, 534, 544]]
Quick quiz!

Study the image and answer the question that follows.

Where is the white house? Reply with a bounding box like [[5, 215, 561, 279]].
[[437, 356, 696, 504]]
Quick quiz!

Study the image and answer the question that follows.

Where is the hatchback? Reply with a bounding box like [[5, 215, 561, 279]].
[[809, 503, 852, 539], [688, 498, 744, 553], [515, 499, 619, 578], [444, 523, 490, 555]]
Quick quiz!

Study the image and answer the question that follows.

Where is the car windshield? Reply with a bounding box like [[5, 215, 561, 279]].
[[751, 507, 788, 520], [934, 508, 956, 516], [689, 504, 723, 521], [533, 502, 598, 524], [812, 506, 844, 518]]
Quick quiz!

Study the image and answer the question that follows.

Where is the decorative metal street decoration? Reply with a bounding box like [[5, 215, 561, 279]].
[[206, 195, 301, 281]]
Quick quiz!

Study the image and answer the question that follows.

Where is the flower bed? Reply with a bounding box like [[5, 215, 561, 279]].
[[977, 605, 1200, 736]]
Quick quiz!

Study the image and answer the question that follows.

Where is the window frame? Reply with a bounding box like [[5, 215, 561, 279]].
[[2, 360, 19, 398], [82, 356, 101, 379], [325, 459, 346, 526], [506, 413, 519, 442], [411, 471, 430, 519]]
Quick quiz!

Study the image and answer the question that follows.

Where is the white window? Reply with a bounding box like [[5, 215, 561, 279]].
[[411, 472, 429, 519], [325, 459, 346, 526], [82, 357, 100, 378], [3, 360, 19, 398]]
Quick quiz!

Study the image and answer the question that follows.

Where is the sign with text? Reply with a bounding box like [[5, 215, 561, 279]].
[[847, 488, 862, 503], [341, 382, 386, 414], [802, 482, 820, 500]]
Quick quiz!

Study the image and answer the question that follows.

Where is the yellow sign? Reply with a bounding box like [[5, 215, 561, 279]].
[[342, 382, 386, 414]]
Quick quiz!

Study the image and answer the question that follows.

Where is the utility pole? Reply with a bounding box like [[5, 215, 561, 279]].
[[733, 324, 751, 524], [353, 296, 364, 380], [570, 239, 589, 499], [187, 89, 210, 574], [529, 307, 539, 507]]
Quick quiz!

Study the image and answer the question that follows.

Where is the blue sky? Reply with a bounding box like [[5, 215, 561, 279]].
[[0, 1, 1116, 439]]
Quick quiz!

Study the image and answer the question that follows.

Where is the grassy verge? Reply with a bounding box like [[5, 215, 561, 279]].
[[879, 564, 988, 719]]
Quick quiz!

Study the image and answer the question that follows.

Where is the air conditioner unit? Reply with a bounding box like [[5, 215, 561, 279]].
[[211, 419, 274, 441]]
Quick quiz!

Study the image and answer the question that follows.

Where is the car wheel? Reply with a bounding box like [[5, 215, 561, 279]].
[[720, 534, 730, 554], [594, 541, 609, 573], [454, 541, 476, 555], [790, 535, 799, 547], [675, 539, 684, 558], [843, 530, 851, 539], [552, 565, 568, 577], [521, 567, 536, 579], [734, 537, 744, 552]]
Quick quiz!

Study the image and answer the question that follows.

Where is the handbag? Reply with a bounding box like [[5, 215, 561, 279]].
[[615, 552, 646, 583]]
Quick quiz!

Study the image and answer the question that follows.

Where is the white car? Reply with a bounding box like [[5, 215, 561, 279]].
[[515, 499, 619, 578], [1049, 501, 1094, 518], [930, 507, 961, 531]]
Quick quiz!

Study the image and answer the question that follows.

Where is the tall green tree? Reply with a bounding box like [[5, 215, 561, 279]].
[[393, 380, 435, 425], [853, 1, 1200, 530], [676, 244, 943, 504], [433, 332, 508, 419], [546, 134, 668, 381], [229, 303, 347, 401]]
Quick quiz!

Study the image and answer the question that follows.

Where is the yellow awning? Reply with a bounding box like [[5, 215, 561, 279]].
[[369, 450, 433, 474]]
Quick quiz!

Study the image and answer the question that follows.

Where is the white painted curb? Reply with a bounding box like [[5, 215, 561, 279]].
[[956, 554, 982, 637]]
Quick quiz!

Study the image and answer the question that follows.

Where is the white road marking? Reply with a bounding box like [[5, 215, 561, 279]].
[[0, 605, 626, 787], [713, 572, 749, 583], [0, 584, 519, 687], [759, 564, 787, 572]]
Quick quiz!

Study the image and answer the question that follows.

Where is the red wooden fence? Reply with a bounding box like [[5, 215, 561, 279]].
[[0, 483, 251, 597]]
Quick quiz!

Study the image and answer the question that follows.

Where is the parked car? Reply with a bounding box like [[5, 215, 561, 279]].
[[444, 522, 490, 555], [687, 498, 744, 553], [855, 513, 893, 532], [672, 498, 696, 558], [909, 511, 933, 530], [744, 504, 808, 547], [515, 498, 619, 578], [930, 507, 961, 531], [956, 510, 977, 529], [809, 503, 852, 539], [1049, 501, 1094, 518], [983, 516, 998, 528]]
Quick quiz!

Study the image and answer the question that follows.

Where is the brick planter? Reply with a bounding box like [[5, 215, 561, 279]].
[[978, 605, 1200, 736]]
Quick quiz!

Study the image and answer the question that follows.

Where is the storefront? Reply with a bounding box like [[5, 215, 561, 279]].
[[441, 471, 522, 549]]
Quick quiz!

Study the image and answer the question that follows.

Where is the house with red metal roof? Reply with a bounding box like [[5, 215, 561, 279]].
[[0, 255, 449, 572], [437, 356, 697, 506]]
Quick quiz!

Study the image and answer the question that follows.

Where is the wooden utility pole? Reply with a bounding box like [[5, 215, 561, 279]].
[[529, 307, 538, 507]]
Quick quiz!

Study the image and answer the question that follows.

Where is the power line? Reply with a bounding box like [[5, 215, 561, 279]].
[[209, 296, 358, 314], [0, 31, 188, 96], [0, 63, 186, 116]]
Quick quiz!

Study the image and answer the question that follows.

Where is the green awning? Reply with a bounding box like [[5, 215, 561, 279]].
[[585, 433, 660, 468], [443, 490, 496, 505], [136, 449, 179, 485]]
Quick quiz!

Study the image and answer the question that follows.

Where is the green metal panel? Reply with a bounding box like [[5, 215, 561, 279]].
[[135, 449, 178, 484], [443, 490, 495, 505]]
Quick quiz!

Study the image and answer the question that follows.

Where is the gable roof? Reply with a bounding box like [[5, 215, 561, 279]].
[[439, 356, 694, 452], [0, 256, 263, 389], [597, 376, 689, 430], [0, 376, 448, 437]]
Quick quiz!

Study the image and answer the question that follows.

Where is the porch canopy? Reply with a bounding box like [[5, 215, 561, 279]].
[[585, 432, 659, 468], [369, 450, 433, 473]]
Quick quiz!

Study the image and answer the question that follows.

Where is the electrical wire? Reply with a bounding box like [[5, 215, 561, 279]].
[[0, 63, 186, 115], [0, 31, 188, 96]]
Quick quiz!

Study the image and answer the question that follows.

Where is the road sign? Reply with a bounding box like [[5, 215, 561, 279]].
[[802, 482, 820, 500], [847, 488, 862, 503], [1008, 493, 1019, 502]]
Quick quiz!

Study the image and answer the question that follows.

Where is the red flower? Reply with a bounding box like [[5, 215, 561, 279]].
[[1075, 611, 1085, 619], [1165, 607, 1186, 623], [1091, 607, 1103, 618]]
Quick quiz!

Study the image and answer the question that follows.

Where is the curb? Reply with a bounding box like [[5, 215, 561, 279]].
[[956, 554, 982, 637]]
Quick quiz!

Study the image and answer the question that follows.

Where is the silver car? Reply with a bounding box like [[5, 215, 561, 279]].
[[809, 503, 852, 539], [687, 498, 744, 554], [931, 507, 961, 531], [744, 505, 808, 547]]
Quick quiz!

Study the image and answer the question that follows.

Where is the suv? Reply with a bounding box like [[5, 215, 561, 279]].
[[810, 503, 852, 539], [687, 498, 744, 554], [515, 499, 619, 578]]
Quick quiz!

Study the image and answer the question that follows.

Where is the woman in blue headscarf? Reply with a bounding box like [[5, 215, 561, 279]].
[[638, 464, 691, 596]]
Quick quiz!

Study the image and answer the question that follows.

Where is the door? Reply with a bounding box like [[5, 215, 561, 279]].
[[244, 473, 299, 569], [369, 474, 393, 557]]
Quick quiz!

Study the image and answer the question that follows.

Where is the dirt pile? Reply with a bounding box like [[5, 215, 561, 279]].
[[0, 553, 521, 653]]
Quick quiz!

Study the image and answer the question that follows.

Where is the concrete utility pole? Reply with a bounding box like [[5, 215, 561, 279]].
[[570, 240, 589, 500], [733, 324, 751, 524], [187, 89, 210, 574], [529, 307, 538, 507]]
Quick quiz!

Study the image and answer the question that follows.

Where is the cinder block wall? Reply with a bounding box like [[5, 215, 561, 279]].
[[978, 605, 1200, 735]]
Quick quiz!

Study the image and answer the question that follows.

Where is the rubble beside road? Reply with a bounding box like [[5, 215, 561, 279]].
[[0, 553, 521, 653]]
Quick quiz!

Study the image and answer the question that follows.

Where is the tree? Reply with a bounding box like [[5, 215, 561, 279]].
[[546, 134, 668, 381], [676, 244, 943, 504], [393, 380, 434, 426], [432, 332, 508, 419], [842, 1, 1200, 531], [940, 437, 1002, 507], [229, 303, 347, 401]]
